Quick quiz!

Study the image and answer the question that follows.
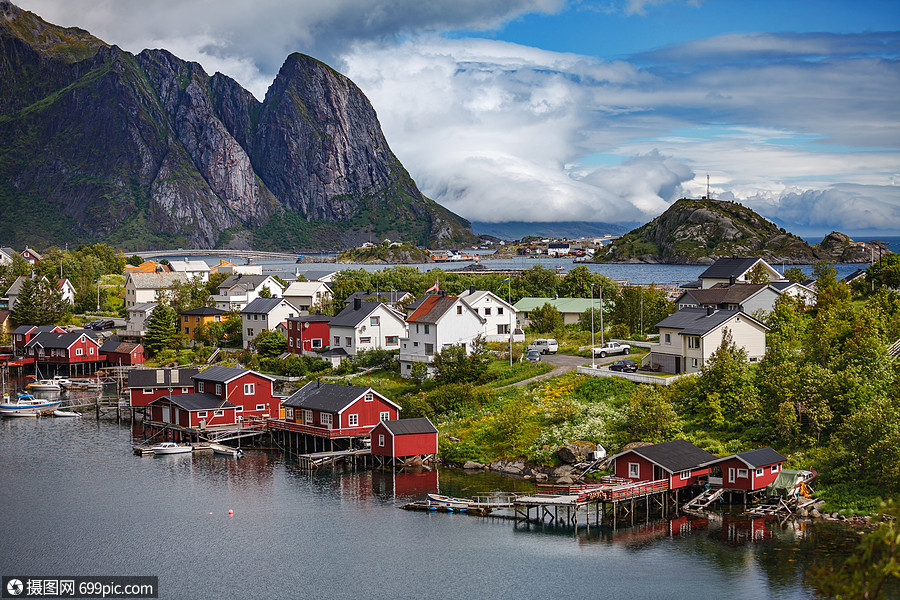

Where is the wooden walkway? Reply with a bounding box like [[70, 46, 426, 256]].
[[296, 448, 372, 469]]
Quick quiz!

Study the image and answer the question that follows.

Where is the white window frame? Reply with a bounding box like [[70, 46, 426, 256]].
[[311, 338, 322, 348], [197, 411, 208, 419], [737, 468, 749, 479], [364, 392, 374, 402], [680, 470, 690, 480], [378, 434, 385, 447], [348, 414, 359, 427], [216, 383, 222, 395], [628, 462, 640, 478], [255, 404, 265, 411], [770, 465, 779, 474], [756, 468, 763, 476], [380, 411, 390, 421], [214, 409, 224, 417], [198, 382, 205, 393], [370, 316, 380, 326], [244, 383, 255, 395], [320, 413, 333, 427], [285, 407, 293, 419], [304, 410, 312, 424], [75, 348, 83, 356], [143, 388, 153, 394]]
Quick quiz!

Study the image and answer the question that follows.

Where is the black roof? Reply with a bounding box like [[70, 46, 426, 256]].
[[194, 365, 273, 383], [379, 418, 437, 436], [283, 381, 399, 413], [328, 301, 381, 328], [128, 367, 200, 388], [698, 257, 763, 280], [241, 297, 291, 314], [286, 314, 331, 324], [655, 307, 767, 336], [152, 393, 236, 411], [734, 447, 787, 467], [25, 331, 100, 350], [617, 439, 718, 473], [345, 290, 411, 305], [180, 307, 226, 316]]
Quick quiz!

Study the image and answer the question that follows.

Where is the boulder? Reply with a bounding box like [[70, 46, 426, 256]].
[[462, 461, 484, 470], [550, 465, 575, 479], [535, 473, 549, 481], [555, 442, 597, 464], [556, 475, 574, 484], [810, 509, 821, 518]]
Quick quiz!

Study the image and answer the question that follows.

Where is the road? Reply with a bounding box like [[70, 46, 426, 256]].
[[508, 351, 629, 387]]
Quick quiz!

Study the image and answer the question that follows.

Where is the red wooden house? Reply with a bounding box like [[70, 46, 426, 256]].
[[191, 365, 279, 422], [286, 314, 331, 354], [697, 447, 787, 492], [279, 381, 401, 439], [12, 325, 65, 354], [148, 394, 238, 429], [608, 439, 718, 490], [101, 340, 146, 366], [370, 418, 438, 459], [24, 331, 102, 366], [128, 367, 200, 408]]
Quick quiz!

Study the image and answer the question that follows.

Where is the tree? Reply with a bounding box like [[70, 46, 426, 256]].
[[528, 303, 563, 334], [167, 276, 211, 313], [624, 385, 679, 442], [690, 327, 759, 425], [866, 253, 900, 291], [10, 276, 67, 325], [611, 286, 674, 337], [783, 266, 807, 284], [813, 261, 850, 312], [409, 362, 429, 385], [143, 303, 179, 355], [252, 329, 287, 358], [258, 285, 272, 299], [432, 336, 490, 384], [747, 262, 772, 284]]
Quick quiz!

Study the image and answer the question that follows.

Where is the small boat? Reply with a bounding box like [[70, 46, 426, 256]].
[[53, 409, 82, 417], [210, 443, 243, 458], [0, 393, 62, 417], [27, 376, 72, 392], [151, 442, 193, 455], [426, 493, 476, 510]]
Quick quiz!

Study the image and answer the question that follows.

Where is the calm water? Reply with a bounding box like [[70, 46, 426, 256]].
[[0, 417, 868, 599]]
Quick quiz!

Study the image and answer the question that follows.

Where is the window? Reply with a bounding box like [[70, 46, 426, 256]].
[[756, 468, 763, 476], [688, 336, 700, 349], [348, 414, 358, 427], [247, 328, 253, 337], [198, 382, 205, 393], [456, 306, 462, 315], [285, 407, 293, 419], [235, 406, 242, 412], [214, 409, 224, 417], [691, 358, 698, 368], [424, 325, 430, 334], [216, 384, 223, 395], [380, 412, 390, 421], [89, 346, 94, 355], [497, 307, 503, 315], [311, 339, 322, 348], [304, 410, 312, 424], [198, 411, 208, 418], [360, 336, 371, 344], [665, 333, 671, 343], [253, 314, 258, 321], [425, 343, 434, 355], [289, 338, 293, 347], [770, 465, 779, 474], [181, 387, 190, 393], [76, 348, 83, 356], [244, 383, 255, 395], [737, 468, 748, 479], [184, 327, 190, 335], [320, 413, 333, 427], [370, 316, 380, 326], [143, 388, 153, 394], [413, 341, 419, 347], [345, 337, 352, 347], [334, 336, 340, 347], [628, 463, 640, 478], [255, 404, 265, 411], [385, 336, 398, 345], [378, 434, 385, 447], [484, 307, 491, 316], [364, 392, 374, 402]]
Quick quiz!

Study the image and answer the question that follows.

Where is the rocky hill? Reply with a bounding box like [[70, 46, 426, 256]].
[[601, 198, 885, 264], [0, 1, 475, 251]]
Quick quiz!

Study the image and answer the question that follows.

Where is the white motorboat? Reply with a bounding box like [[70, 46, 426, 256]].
[[0, 393, 62, 417], [210, 443, 243, 458], [426, 493, 476, 510], [151, 442, 193, 455], [27, 376, 72, 392], [53, 409, 82, 417]]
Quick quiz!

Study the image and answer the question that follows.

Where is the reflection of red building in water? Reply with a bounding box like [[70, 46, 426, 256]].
[[721, 515, 772, 545]]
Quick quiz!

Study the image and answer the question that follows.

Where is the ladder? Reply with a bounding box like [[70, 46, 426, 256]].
[[683, 487, 725, 511]]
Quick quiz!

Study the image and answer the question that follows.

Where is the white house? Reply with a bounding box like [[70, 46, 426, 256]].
[[124, 272, 189, 308], [124, 302, 157, 340], [5, 276, 75, 310], [674, 283, 782, 316], [693, 257, 784, 289], [770, 281, 817, 306], [648, 307, 768, 374], [211, 274, 285, 311], [326, 299, 407, 361], [240, 297, 298, 349], [167, 259, 211, 282], [283, 281, 333, 312], [0, 247, 14, 266], [458, 287, 520, 342], [399, 294, 485, 378]]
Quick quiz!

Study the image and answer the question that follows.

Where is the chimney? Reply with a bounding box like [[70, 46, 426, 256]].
[[354, 298, 362, 310], [729, 276, 736, 285], [469, 285, 475, 295], [707, 306, 714, 316]]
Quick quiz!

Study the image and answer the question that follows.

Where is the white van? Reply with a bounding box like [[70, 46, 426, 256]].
[[527, 338, 558, 354]]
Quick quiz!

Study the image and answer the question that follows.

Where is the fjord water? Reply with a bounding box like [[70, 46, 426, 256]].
[[0, 418, 864, 599]]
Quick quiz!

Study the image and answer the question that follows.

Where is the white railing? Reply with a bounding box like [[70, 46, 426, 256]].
[[576, 365, 695, 386]]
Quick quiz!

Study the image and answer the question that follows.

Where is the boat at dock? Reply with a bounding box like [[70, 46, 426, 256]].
[[210, 443, 243, 458], [53, 409, 82, 417], [0, 393, 62, 417], [151, 442, 193, 455], [27, 375, 72, 392], [426, 493, 476, 510]]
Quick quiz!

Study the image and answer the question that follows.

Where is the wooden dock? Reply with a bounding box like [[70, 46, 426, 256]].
[[296, 448, 372, 469]]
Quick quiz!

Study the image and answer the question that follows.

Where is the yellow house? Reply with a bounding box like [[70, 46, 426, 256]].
[[180, 307, 227, 341]]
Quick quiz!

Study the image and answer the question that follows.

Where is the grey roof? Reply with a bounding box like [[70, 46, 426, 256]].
[[698, 257, 762, 280], [841, 268, 866, 283], [675, 284, 770, 307], [219, 274, 279, 291], [25, 331, 100, 350], [13, 325, 62, 336], [128, 367, 200, 388], [295, 270, 338, 282], [287, 314, 331, 324], [128, 302, 157, 313], [194, 365, 256, 383], [283, 381, 372, 412], [180, 307, 226, 316], [5, 276, 28, 296], [127, 272, 189, 289], [152, 393, 236, 411], [618, 439, 719, 473], [379, 418, 437, 436], [329, 301, 381, 328], [241, 297, 291, 314], [699, 447, 787, 469], [655, 307, 767, 336], [345, 290, 412, 305]]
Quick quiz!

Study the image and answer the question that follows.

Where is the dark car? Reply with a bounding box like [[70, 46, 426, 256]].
[[609, 359, 638, 373], [85, 319, 103, 329], [525, 349, 542, 363], [95, 319, 116, 331]]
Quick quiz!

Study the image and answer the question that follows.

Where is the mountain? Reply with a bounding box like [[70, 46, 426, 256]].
[[601, 198, 818, 264], [0, 1, 475, 251]]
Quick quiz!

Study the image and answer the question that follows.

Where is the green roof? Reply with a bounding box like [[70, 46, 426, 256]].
[[514, 297, 604, 314]]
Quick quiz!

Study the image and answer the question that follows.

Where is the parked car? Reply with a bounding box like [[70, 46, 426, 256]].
[[95, 319, 116, 331], [525, 349, 542, 363], [609, 359, 638, 373], [592, 341, 630, 357], [85, 320, 102, 329], [527, 338, 558, 354]]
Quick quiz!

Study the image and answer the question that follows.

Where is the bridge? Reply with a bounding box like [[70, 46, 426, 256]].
[[132, 249, 323, 262]]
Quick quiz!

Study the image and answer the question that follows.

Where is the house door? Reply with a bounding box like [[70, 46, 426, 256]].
[[728, 468, 736, 484], [674, 357, 681, 374], [653, 466, 666, 481], [162, 406, 170, 423]]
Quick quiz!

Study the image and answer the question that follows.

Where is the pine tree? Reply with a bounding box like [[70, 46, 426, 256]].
[[10, 276, 66, 325], [143, 303, 178, 355]]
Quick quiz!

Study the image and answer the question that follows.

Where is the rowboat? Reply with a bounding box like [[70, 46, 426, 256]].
[[53, 409, 82, 417], [210, 443, 243, 458], [0, 393, 62, 417], [426, 493, 476, 510], [151, 442, 193, 455]]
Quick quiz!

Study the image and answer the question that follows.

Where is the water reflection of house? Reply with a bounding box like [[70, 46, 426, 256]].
[[721, 515, 772, 545]]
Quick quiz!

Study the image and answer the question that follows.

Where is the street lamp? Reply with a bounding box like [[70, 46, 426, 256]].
[[96, 279, 100, 312]]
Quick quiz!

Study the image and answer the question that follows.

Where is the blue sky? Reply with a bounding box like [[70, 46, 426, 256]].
[[17, 0, 900, 236]]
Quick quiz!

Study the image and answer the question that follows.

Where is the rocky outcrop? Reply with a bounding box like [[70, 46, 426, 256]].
[[814, 232, 890, 263], [0, 1, 476, 251]]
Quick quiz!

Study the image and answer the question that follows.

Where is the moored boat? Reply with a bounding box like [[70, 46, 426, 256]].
[[53, 409, 82, 417], [210, 443, 243, 458], [27, 376, 72, 392], [426, 493, 476, 509], [151, 442, 193, 455], [0, 393, 62, 417]]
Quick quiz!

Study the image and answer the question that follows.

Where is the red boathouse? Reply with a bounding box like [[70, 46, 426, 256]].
[[370, 417, 438, 462], [607, 439, 718, 490], [698, 447, 787, 492], [128, 367, 200, 408]]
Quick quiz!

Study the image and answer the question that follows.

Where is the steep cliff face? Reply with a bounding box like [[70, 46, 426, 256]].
[[0, 1, 475, 250], [603, 198, 818, 264]]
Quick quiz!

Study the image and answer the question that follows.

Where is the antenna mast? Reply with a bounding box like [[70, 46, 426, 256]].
[[707, 174, 710, 200]]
